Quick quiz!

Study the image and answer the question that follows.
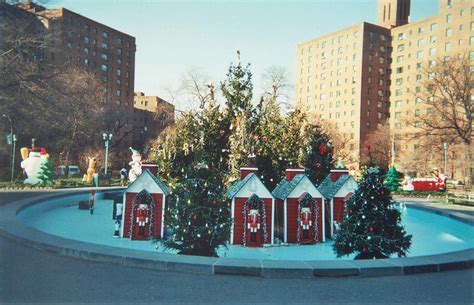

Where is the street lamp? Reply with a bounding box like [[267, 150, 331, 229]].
[[102, 132, 113, 175], [443, 142, 449, 177], [2, 114, 16, 183]]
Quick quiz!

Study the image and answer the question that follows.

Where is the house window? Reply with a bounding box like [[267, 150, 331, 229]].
[[84, 36, 89, 44], [101, 64, 108, 72], [117, 37, 123, 45], [101, 53, 108, 61], [102, 31, 109, 39], [84, 47, 89, 54], [102, 42, 108, 49]]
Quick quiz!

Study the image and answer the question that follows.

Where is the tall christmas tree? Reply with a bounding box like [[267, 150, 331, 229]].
[[333, 166, 411, 259], [162, 166, 231, 257], [384, 165, 402, 192], [36, 158, 55, 186]]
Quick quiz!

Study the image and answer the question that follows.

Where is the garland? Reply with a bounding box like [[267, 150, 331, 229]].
[[242, 194, 268, 246], [128, 189, 156, 239], [296, 193, 320, 244]]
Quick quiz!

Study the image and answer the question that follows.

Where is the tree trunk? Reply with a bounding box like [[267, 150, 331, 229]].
[[465, 142, 473, 190]]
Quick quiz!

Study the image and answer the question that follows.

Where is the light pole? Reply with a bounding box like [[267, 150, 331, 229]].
[[443, 142, 448, 177], [102, 132, 113, 174], [2, 114, 15, 183]]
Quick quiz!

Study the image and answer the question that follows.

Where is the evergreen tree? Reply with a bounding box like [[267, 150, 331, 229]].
[[253, 96, 284, 189], [333, 166, 412, 259], [220, 61, 254, 121], [36, 158, 55, 186], [384, 165, 402, 192], [299, 123, 334, 186], [162, 167, 231, 257]]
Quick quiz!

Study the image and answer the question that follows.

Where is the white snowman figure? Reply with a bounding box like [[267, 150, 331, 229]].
[[20, 147, 43, 185], [402, 175, 415, 191], [128, 147, 142, 183]]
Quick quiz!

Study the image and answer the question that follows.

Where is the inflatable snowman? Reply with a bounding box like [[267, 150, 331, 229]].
[[128, 147, 142, 183], [20, 147, 43, 185]]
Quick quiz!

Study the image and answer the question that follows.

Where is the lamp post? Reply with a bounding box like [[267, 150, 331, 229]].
[[443, 142, 448, 177], [102, 132, 112, 174], [2, 114, 15, 183]]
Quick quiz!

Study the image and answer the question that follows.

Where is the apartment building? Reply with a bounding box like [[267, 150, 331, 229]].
[[14, 1, 137, 148], [389, 0, 472, 173], [133, 92, 175, 151], [296, 0, 472, 175]]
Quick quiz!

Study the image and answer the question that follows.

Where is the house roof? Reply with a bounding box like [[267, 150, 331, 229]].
[[318, 174, 352, 199], [271, 174, 306, 200], [125, 169, 169, 195], [226, 173, 256, 199]]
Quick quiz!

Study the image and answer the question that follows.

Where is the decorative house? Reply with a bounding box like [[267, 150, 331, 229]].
[[121, 169, 169, 240], [226, 167, 275, 247], [272, 168, 325, 244], [318, 168, 358, 238]]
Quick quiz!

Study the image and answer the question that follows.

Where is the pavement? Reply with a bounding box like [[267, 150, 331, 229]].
[[0, 191, 473, 304]]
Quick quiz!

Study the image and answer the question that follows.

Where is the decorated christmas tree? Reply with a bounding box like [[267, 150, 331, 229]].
[[36, 158, 55, 186], [300, 123, 334, 186], [333, 166, 411, 259], [162, 166, 231, 257], [384, 165, 402, 192]]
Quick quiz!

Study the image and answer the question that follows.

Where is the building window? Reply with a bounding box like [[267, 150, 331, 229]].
[[84, 36, 89, 44], [470, 36, 474, 45], [446, 28, 452, 37], [396, 78, 403, 86], [431, 23, 438, 31], [416, 74, 422, 82], [116, 89, 121, 97], [101, 53, 108, 61], [84, 58, 89, 65], [67, 42, 73, 49], [394, 123, 401, 130], [117, 58, 122, 65], [102, 31, 109, 39], [445, 42, 451, 51], [396, 67, 403, 74], [430, 35, 437, 43], [101, 64, 108, 72], [85, 24, 90, 32], [102, 42, 108, 49], [417, 39, 424, 47], [417, 51, 424, 59], [446, 14, 452, 23], [117, 37, 123, 45], [395, 100, 402, 108], [398, 33, 405, 40], [418, 27, 425, 34], [429, 48, 437, 56], [397, 44, 405, 52], [395, 89, 402, 96], [117, 69, 122, 76]]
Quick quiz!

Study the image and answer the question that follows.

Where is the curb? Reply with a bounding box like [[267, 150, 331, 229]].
[[1, 191, 473, 279]]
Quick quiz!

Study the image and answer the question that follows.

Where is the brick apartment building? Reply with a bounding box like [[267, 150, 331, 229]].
[[296, 0, 472, 177]]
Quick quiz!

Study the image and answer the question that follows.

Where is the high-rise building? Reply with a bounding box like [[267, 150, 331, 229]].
[[296, 23, 391, 165], [389, 0, 472, 175], [12, 1, 136, 148], [296, 0, 472, 174]]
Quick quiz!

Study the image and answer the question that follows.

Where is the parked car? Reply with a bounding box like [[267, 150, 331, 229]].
[[68, 165, 80, 177], [55, 165, 66, 177]]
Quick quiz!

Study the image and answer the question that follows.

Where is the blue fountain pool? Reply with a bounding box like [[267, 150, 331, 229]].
[[17, 193, 474, 260]]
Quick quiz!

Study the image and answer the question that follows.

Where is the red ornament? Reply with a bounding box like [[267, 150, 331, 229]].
[[369, 227, 374, 232], [315, 162, 321, 168], [319, 144, 327, 155]]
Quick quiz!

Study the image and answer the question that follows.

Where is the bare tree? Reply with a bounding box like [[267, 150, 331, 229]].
[[261, 65, 293, 110], [360, 124, 392, 171], [410, 56, 473, 188], [322, 120, 357, 167]]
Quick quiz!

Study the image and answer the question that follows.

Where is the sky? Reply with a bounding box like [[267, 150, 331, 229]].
[[48, 0, 438, 110]]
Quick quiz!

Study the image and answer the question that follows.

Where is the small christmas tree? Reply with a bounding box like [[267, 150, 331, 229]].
[[384, 165, 401, 192], [162, 166, 231, 257], [333, 166, 411, 259], [36, 158, 55, 186]]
